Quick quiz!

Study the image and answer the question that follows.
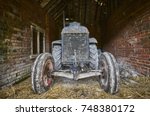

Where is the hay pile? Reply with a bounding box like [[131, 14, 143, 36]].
[[0, 77, 150, 99]]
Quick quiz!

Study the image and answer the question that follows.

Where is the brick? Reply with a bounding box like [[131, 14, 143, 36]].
[[105, 3, 150, 76], [0, 0, 48, 88]]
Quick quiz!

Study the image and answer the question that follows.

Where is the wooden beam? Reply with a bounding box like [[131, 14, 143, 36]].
[[54, 5, 66, 20], [47, 0, 62, 13], [50, 2, 65, 16], [83, 0, 87, 24], [44, 0, 58, 12], [94, 3, 99, 22], [40, 0, 52, 8]]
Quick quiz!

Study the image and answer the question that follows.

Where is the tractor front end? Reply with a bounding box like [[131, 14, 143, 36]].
[[31, 22, 120, 95]]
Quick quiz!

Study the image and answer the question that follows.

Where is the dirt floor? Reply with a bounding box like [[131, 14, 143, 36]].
[[0, 77, 150, 99]]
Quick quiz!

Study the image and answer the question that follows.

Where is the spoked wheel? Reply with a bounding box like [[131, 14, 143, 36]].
[[31, 53, 54, 94], [99, 52, 119, 94]]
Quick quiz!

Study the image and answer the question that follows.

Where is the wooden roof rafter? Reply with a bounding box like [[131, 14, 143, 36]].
[[50, 2, 66, 17], [46, 0, 62, 14], [43, 0, 57, 12]]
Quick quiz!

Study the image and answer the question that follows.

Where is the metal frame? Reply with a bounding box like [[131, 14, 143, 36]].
[[52, 70, 102, 80], [30, 24, 45, 59]]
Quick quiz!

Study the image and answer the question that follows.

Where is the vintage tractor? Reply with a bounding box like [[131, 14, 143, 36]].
[[31, 22, 119, 94]]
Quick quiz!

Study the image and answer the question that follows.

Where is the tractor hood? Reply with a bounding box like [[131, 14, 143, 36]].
[[61, 22, 89, 34]]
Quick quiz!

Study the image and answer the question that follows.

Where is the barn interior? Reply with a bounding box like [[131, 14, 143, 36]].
[[0, 0, 150, 98]]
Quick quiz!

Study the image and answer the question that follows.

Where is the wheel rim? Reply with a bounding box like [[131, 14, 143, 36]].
[[42, 59, 53, 88], [100, 58, 109, 88]]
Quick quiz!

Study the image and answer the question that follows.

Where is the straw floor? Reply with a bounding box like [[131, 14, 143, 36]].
[[0, 77, 150, 99]]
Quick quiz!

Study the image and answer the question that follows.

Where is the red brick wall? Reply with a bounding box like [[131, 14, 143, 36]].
[[0, 0, 56, 88], [104, 0, 150, 76]]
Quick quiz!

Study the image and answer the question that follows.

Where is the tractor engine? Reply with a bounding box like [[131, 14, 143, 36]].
[[61, 22, 90, 72]]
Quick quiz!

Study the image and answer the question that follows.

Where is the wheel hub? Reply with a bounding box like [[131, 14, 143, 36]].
[[42, 59, 53, 87], [101, 61, 108, 86]]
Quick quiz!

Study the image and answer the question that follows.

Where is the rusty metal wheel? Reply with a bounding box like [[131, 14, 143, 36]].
[[99, 52, 119, 94], [42, 59, 53, 88], [31, 53, 54, 94]]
